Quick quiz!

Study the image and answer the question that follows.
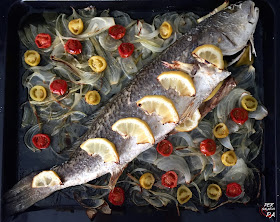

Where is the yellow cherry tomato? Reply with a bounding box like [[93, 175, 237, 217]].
[[139, 172, 155, 190], [68, 18, 84, 35], [213, 123, 229, 138], [207, 184, 222, 200], [160, 21, 173, 39], [24, 50, 40, 66], [88, 56, 107, 73], [177, 185, 192, 205], [29, 85, 47, 101], [241, 95, 258, 112], [221, 150, 237, 166], [85, 90, 101, 105]]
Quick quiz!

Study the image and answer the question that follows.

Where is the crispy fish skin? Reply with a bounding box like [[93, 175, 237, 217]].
[[4, 1, 259, 215]]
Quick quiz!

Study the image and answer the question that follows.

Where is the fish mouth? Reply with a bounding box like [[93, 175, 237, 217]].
[[248, 2, 259, 24]]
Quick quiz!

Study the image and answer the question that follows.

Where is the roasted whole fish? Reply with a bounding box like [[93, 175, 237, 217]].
[[4, 1, 259, 215]]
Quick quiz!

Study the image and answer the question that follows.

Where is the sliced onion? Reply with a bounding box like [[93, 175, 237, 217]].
[[79, 17, 115, 39], [24, 71, 56, 89], [21, 103, 37, 128], [189, 120, 213, 144], [203, 164, 213, 181], [29, 64, 54, 72], [111, 10, 132, 27], [137, 147, 157, 163], [209, 152, 225, 174], [90, 37, 122, 85], [231, 65, 255, 89], [220, 159, 249, 185], [248, 105, 268, 120], [130, 186, 149, 206], [215, 88, 247, 123], [154, 155, 191, 183], [24, 124, 42, 152], [218, 136, 234, 150], [190, 182, 202, 203], [176, 12, 199, 34], [119, 57, 138, 78], [148, 190, 178, 206], [77, 6, 97, 19], [136, 33, 177, 53], [169, 132, 194, 147], [98, 32, 121, 52], [226, 119, 240, 134]]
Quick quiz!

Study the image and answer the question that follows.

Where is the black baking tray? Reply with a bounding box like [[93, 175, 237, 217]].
[[0, 0, 279, 221]]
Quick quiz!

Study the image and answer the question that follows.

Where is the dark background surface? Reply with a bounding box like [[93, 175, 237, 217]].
[[0, 0, 279, 221]]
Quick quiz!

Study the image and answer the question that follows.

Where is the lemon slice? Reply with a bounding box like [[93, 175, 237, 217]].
[[204, 80, 224, 102], [192, 44, 224, 69], [175, 109, 201, 132], [157, 71, 196, 97], [80, 138, 119, 163], [32, 171, 62, 188], [112, 117, 155, 144], [136, 95, 179, 124]]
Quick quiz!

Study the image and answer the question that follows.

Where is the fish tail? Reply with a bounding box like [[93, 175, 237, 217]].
[[4, 173, 56, 215], [180, 98, 201, 124]]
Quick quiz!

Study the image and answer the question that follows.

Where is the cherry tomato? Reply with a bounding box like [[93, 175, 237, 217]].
[[200, 139, 216, 156], [118, 43, 134, 58], [161, 171, 178, 188], [35, 33, 52, 49], [226, 182, 242, 198], [64, 39, 82, 55], [156, 140, 173, 156], [50, 79, 68, 96], [230, 108, 248, 125], [32, 134, 51, 149], [108, 187, 125, 206], [109, 25, 126, 40]]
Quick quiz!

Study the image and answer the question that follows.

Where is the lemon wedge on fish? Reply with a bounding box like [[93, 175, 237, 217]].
[[112, 117, 155, 144], [175, 109, 201, 132], [80, 138, 119, 163], [235, 45, 254, 67], [204, 80, 224, 102], [192, 44, 224, 69], [157, 71, 196, 97], [32, 171, 62, 188], [137, 95, 179, 124]]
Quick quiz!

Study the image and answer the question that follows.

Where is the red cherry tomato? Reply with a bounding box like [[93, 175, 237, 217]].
[[108, 187, 125, 206], [32, 134, 51, 149], [64, 39, 82, 55], [226, 182, 242, 197], [50, 79, 68, 96], [161, 171, 178, 188], [118, 43, 134, 58], [156, 140, 173, 156], [230, 108, 248, 125], [108, 25, 126, 40], [35, 33, 52, 49], [200, 139, 216, 156]]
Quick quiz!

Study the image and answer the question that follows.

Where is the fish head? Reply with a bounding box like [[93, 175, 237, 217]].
[[202, 1, 259, 56]]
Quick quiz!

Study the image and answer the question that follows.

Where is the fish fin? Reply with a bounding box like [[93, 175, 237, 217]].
[[84, 164, 128, 190], [249, 37, 257, 57], [197, 0, 229, 23], [162, 61, 194, 74], [4, 173, 56, 215], [108, 164, 128, 190], [162, 61, 177, 69], [179, 98, 200, 124]]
